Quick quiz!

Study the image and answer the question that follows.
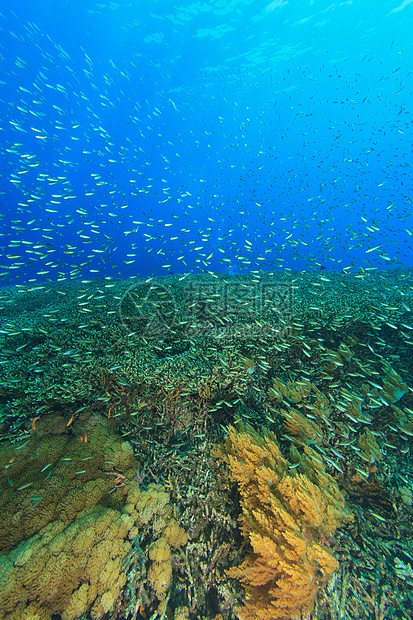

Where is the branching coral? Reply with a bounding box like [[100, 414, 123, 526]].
[[269, 377, 312, 404], [213, 423, 351, 620], [357, 429, 383, 463], [381, 362, 408, 405], [281, 407, 323, 446]]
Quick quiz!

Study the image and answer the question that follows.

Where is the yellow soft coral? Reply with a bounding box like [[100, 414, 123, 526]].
[[148, 537, 173, 601], [281, 407, 323, 446], [213, 423, 351, 620], [0, 413, 137, 553], [381, 362, 408, 405], [0, 505, 132, 620], [269, 377, 312, 404]]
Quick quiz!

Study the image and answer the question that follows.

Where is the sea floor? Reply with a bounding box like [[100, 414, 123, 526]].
[[0, 269, 413, 620]]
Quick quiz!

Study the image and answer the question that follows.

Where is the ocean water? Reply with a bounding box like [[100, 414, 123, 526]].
[[1, 1, 412, 284], [1, 3, 413, 620]]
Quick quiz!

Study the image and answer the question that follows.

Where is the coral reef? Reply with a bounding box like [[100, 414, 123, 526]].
[[0, 505, 132, 620], [1, 271, 413, 619], [213, 423, 351, 620], [148, 537, 173, 604], [281, 406, 323, 446], [0, 412, 136, 552], [357, 429, 383, 463], [0, 413, 140, 619], [146, 517, 188, 611], [0, 462, 189, 620], [120, 481, 188, 616]]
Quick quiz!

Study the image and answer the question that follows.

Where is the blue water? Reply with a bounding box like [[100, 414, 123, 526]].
[[1, 1, 412, 285]]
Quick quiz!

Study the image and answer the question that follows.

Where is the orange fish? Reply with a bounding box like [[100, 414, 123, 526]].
[[66, 415, 74, 426], [31, 416, 41, 430]]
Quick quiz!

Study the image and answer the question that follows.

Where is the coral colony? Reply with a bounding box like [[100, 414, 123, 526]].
[[0, 270, 412, 619]]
